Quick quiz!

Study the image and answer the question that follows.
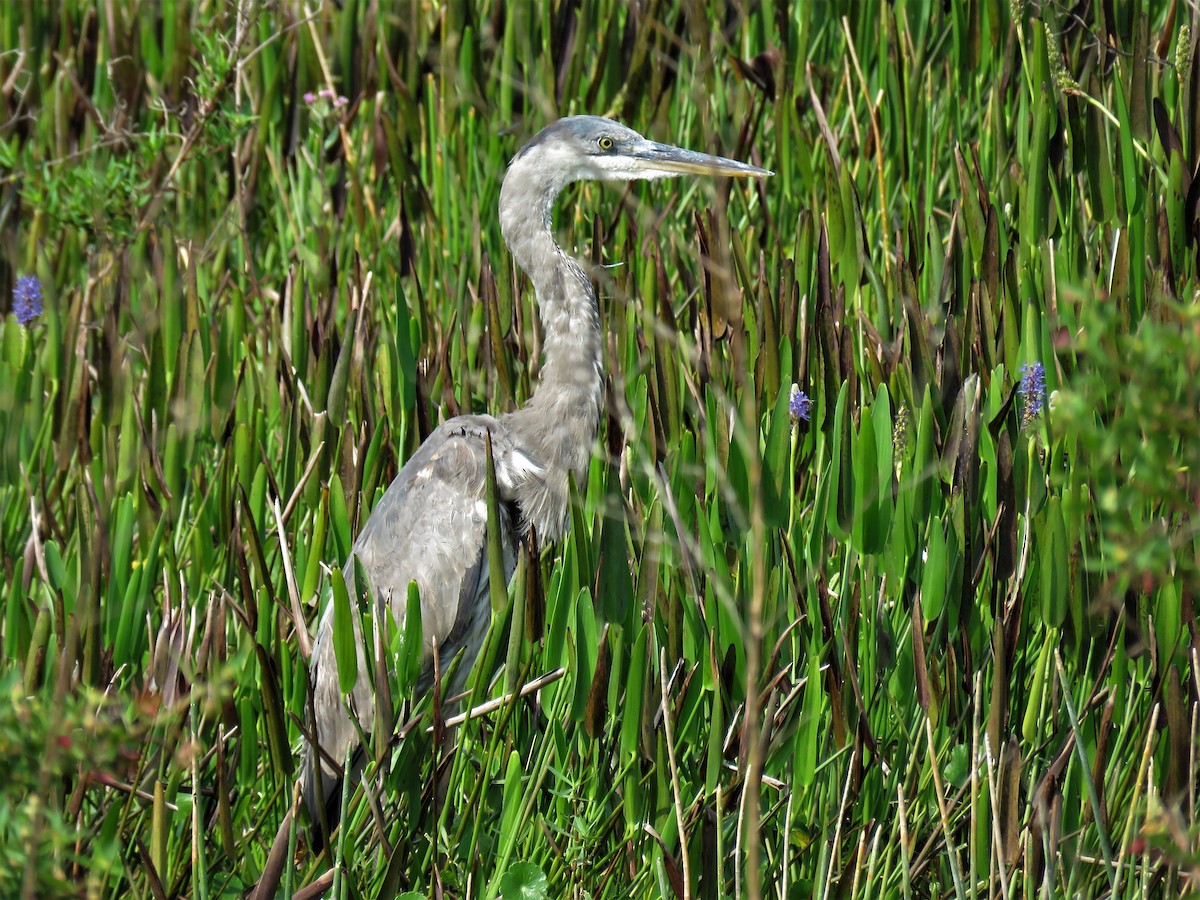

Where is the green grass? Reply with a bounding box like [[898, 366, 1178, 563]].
[[2, 0, 1199, 897]]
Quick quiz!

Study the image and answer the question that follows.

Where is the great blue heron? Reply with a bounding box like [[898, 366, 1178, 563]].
[[299, 115, 769, 835]]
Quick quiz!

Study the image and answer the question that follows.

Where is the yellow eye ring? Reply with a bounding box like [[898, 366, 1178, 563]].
[[598, 136, 614, 151]]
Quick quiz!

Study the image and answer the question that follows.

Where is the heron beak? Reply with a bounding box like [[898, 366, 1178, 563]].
[[629, 140, 772, 178]]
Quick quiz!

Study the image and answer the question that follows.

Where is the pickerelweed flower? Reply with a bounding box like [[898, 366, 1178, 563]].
[[12, 275, 43, 326], [1017, 361, 1046, 427], [789, 384, 812, 424]]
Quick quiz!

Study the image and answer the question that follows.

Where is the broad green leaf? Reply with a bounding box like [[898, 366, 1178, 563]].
[[1154, 580, 1183, 668], [852, 408, 879, 553], [704, 687, 724, 794], [871, 385, 895, 543], [762, 382, 794, 526], [1084, 75, 1115, 224], [620, 625, 648, 758], [571, 590, 598, 722], [44, 540, 70, 595], [497, 863, 548, 900], [400, 580, 423, 694], [910, 386, 937, 529], [300, 488, 329, 600], [1166, 154, 1186, 277], [828, 381, 853, 540], [838, 162, 863, 287], [498, 750, 523, 853], [330, 566, 359, 696], [1021, 83, 1053, 247], [795, 635, 822, 786], [921, 521, 948, 620], [329, 474, 352, 562], [824, 150, 845, 262], [955, 146, 986, 263], [1113, 66, 1143, 218], [596, 497, 633, 624], [1022, 633, 1054, 744], [1038, 497, 1068, 627]]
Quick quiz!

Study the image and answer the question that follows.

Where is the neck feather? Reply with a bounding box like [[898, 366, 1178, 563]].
[[498, 154, 604, 537]]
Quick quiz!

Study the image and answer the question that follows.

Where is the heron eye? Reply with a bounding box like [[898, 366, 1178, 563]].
[[597, 136, 614, 151]]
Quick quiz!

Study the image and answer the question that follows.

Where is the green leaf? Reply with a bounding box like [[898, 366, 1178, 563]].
[[571, 590, 598, 722], [1038, 497, 1068, 627], [399, 580, 423, 694], [596, 492, 633, 624], [115, 391, 139, 494], [871, 385, 895, 541], [838, 162, 864, 287], [330, 566, 359, 696], [806, 456, 832, 565], [853, 387, 896, 555], [1022, 633, 1054, 744], [852, 408, 879, 553], [620, 625, 648, 758], [827, 381, 853, 540], [704, 686, 724, 794], [1084, 76, 1115, 224], [1166, 153, 1186, 277], [567, 475, 593, 579], [921, 521, 948, 620], [943, 743, 971, 790], [1154, 579, 1183, 667], [1022, 81, 1054, 246], [44, 540, 70, 595], [955, 145, 986, 263], [497, 862, 548, 900], [825, 151, 846, 263], [300, 487, 329, 600], [498, 750, 524, 854], [1113, 66, 1143, 219], [762, 383, 794, 527], [328, 474, 352, 562], [726, 415, 752, 524], [795, 635, 822, 786]]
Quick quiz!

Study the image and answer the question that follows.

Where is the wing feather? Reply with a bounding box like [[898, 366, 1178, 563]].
[[302, 416, 519, 830]]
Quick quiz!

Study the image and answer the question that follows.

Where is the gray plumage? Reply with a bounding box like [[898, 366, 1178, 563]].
[[300, 116, 769, 836]]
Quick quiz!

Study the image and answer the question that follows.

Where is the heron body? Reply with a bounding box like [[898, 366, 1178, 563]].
[[300, 116, 769, 834]]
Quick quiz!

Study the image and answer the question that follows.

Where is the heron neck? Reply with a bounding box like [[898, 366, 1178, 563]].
[[506, 225, 603, 466], [499, 167, 604, 535]]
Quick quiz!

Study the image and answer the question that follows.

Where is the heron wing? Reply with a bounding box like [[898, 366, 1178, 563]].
[[354, 425, 491, 644], [302, 415, 520, 828]]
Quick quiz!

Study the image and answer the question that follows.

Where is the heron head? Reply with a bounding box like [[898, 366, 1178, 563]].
[[511, 115, 771, 186]]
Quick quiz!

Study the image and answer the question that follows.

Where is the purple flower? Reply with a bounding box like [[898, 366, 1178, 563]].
[[12, 275, 42, 326], [1017, 362, 1046, 427], [788, 384, 812, 423], [305, 89, 348, 109]]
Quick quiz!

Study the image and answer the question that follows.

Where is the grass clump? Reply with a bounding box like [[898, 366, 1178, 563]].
[[1, 1, 1199, 897]]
